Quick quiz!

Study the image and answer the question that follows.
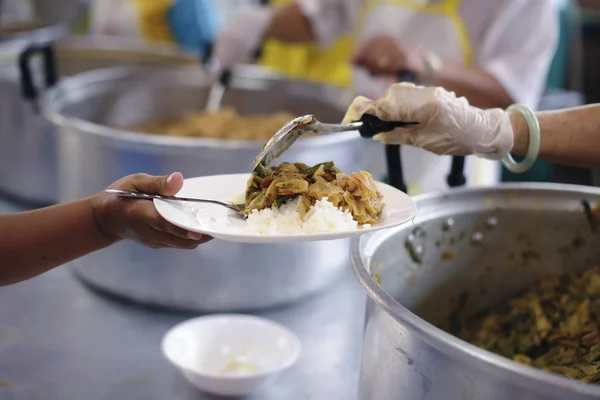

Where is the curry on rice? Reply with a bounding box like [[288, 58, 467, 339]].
[[244, 161, 384, 225]]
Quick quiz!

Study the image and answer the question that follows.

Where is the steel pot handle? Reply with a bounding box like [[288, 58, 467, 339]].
[[382, 70, 415, 192], [386, 71, 467, 190], [18, 43, 58, 104], [447, 156, 467, 187]]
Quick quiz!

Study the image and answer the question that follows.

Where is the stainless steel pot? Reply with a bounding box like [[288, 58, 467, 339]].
[[0, 0, 86, 46], [0, 1, 88, 203], [43, 63, 379, 311], [352, 184, 600, 400], [0, 36, 197, 205]]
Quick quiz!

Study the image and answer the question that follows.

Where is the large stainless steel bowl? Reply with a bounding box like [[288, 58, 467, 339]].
[[43, 63, 380, 311], [0, 36, 197, 205], [0, 0, 87, 45], [352, 184, 600, 399]]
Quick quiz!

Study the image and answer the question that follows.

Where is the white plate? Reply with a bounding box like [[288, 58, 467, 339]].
[[154, 174, 417, 243]]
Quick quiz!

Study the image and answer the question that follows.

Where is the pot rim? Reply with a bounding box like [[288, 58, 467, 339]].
[[53, 35, 202, 62], [351, 182, 600, 396], [42, 64, 360, 150], [0, 0, 87, 48], [0, 35, 200, 64]]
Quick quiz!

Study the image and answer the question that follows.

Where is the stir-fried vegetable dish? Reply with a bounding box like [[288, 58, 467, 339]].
[[134, 108, 296, 141], [244, 161, 384, 225], [450, 266, 600, 383]]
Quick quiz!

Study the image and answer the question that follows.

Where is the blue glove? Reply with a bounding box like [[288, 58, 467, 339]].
[[167, 0, 220, 56]]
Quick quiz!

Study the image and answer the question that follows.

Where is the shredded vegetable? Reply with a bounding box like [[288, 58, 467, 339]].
[[244, 161, 384, 225]]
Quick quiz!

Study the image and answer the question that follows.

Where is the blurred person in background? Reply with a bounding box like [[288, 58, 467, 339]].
[[88, 0, 218, 57], [214, 0, 559, 194]]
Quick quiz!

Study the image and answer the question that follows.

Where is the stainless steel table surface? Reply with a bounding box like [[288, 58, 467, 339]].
[[0, 197, 367, 400]]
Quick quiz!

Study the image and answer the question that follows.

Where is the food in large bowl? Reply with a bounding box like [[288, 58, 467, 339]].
[[449, 265, 600, 383], [351, 184, 600, 400], [135, 107, 296, 141]]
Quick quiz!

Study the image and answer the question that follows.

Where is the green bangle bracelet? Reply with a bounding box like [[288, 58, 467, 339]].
[[502, 103, 541, 174]]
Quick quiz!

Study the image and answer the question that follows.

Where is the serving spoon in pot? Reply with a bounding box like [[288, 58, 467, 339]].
[[252, 113, 418, 172], [105, 189, 248, 219]]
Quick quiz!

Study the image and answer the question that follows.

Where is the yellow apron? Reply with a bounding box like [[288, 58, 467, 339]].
[[260, 0, 495, 193], [127, 0, 175, 42], [258, 0, 472, 89], [258, 0, 353, 87]]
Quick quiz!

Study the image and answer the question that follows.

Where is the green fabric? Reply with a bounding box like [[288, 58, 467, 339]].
[[502, 161, 554, 182], [502, 0, 574, 183], [546, 0, 572, 89]]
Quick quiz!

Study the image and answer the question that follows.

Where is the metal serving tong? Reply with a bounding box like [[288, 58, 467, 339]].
[[252, 113, 419, 171]]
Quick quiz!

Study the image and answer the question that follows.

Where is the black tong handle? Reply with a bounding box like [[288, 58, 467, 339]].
[[357, 70, 420, 139], [357, 114, 418, 138]]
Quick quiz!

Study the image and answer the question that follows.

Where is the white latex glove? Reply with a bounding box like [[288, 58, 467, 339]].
[[213, 5, 274, 70], [342, 83, 514, 160]]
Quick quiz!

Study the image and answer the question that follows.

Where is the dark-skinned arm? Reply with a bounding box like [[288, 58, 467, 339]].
[[264, 3, 315, 43], [263, 0, 362, 45], [0, 173, 210, 287], [0, 198, 117, 286]]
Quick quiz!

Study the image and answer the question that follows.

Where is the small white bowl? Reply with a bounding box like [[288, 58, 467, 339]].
[[161, 314, 302, 397]]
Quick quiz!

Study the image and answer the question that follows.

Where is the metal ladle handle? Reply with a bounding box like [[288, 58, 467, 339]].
[[202, 0, 270, 91]]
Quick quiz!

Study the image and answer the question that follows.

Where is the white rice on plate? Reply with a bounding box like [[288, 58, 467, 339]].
[[244, 197, 359, 235], [215, 192, 367, 235], [199, 192, 375, 235]]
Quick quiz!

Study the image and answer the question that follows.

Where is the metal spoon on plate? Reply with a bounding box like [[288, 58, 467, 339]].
[[105, 189, 247, 219]]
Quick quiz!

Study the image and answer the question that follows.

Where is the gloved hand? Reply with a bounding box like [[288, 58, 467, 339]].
[[213, 5, 274, 70], [342, 83, 514, 160], [168, 0, 219, 56]]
